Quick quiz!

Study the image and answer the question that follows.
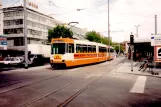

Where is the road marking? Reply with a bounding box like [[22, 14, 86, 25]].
[[130, 76, 147, 93], [85, 74, 102, 78]]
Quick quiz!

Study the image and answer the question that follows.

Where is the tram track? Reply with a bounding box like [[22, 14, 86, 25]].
[[0, 74, 61, 94], [21, 58, 124, 107], [0, 57, 124, 95], [57, 60, 123, 107]]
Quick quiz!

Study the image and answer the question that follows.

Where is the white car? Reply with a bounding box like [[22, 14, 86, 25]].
[[0, 57, 24, 65]]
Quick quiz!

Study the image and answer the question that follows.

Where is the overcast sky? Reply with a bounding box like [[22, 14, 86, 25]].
[[2, 0, 161, 42]]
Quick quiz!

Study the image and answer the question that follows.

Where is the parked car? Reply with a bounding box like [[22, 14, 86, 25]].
[[0, 57, 24, 66]]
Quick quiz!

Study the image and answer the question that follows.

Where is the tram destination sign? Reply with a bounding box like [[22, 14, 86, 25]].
[[151, 34, 161, 46]]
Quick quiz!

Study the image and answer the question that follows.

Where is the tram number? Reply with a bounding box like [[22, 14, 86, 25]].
[[54, 55, 61, 59]]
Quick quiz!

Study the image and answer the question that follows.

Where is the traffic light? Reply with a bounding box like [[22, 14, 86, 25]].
[[130, 35, 134, 45]]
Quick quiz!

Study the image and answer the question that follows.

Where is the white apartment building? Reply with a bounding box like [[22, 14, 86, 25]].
[[0, 8, 3, 35], [3, 6, 87, 51], [3, 6, 58, 50]]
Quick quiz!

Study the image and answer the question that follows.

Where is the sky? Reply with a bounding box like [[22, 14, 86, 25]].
[[2, 0, 161, 42]]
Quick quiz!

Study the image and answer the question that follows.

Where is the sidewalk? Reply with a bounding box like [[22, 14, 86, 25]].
[[3, 64, 51, 73], [115, 60, 161, 78]]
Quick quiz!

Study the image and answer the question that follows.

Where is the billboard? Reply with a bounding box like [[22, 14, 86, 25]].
[[151, 34, 161, 46], [154, 46, 161, 62], [0, 35, 7, 50]]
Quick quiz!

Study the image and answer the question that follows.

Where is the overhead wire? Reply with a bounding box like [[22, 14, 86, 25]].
[[3, 0, 21, 8]]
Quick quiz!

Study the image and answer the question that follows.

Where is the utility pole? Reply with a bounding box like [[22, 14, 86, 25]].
[[155, 15, 157, 34], [108, 0, 110, 60], [119, 43, 120, 56], [24, 0, 28, 69], [153, 15, 157, 72], [135, 25, 140, 37]]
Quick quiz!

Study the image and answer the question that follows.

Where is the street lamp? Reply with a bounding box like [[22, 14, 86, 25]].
[[108, 0, 110, 60], [68, 22, 79, 29], [135, 25, 140, 37]]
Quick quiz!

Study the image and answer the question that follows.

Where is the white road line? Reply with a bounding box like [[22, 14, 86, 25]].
[[130, 76, 147, 93], [85, 74, 102, 78]]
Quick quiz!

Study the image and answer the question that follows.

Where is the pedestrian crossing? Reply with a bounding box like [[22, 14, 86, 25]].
[[130, 76, 147, 93]]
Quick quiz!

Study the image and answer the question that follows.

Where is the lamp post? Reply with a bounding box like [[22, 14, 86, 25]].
[[24, 0, 28, 69], [108, 0, 110, 60], [68, 22, 79, 29]]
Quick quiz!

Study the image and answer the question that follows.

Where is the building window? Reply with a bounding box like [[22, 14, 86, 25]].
[[4, 28, 23, 34], [14, 37, 24, 46]]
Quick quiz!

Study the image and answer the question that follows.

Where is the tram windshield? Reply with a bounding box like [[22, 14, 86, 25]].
[[51, 43, 65, 54]]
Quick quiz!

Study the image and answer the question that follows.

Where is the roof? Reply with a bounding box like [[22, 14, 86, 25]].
[[2, 6, 62, 23]]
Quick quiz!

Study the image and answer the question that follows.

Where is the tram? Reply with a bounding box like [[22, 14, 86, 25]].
[[50, 38, 115, 68]]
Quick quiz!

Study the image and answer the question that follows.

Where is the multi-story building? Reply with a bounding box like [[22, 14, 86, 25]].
[[3, 6, 88, 51], [3, 6, 59, 50]]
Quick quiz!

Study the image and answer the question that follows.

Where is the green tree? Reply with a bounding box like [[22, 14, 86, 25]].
[[48, 25, 73, 42], [101, 37, 112, 45], [85, 31, 102, 43], [112, 42, 124, 53]]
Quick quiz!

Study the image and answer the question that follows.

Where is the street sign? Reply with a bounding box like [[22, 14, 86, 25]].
[[151, 34, 161, 46], [0, 35, 7, 50], [154, 46, 161, 62]]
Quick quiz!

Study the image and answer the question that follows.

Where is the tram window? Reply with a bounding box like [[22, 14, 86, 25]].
[[92, 45, 96, 53], [76, 44, 83, 53], [88, 45, 92, 53], [99, 46, 107, 53], [110, 48, 114, 52], [82, 45, 87, 53], [99, 46, 103, 53], [69, 43, 74, 53], [51, 43, 65, 54]]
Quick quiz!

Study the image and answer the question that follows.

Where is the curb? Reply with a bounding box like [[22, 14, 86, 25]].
[[115, 71, 161, 78], [4, 64, 51, 72]]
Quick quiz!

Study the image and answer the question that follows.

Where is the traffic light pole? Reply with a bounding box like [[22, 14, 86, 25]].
[[130, 33, 134, 72], [131, 45, 133, 71]]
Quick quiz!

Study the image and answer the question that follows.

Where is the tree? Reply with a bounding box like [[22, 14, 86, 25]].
[[85, 31, 102, 43], [48, 25, 73, 42], [101, 37, 112, 45], [112, 42, 124, 54]]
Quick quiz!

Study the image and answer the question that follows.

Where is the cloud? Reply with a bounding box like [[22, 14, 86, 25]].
[[2, 0, 161, 42]]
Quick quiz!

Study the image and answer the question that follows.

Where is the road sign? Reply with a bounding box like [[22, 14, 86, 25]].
[[154, 46, 161, 62], [151, 34, 161, 46], [0, 35, 7, 50]]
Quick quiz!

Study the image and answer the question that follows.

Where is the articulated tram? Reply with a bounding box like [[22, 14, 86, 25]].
[[50, 38, 115, 68]]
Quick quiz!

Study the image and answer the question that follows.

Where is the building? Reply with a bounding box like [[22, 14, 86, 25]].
[[3, 6, 59, 51], [62, 23, 87, 40], [2, 6, 88, 51], [126, 38, 153, 60]]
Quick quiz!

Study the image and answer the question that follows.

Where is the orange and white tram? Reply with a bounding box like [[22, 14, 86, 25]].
[[50, 38, 115, 68]]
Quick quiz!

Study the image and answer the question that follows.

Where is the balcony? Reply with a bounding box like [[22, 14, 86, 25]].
[[7, 46, 25, 51], [6, 33, 24, 38], [4, 25, 23, 29], [4, 16, 24, 20]]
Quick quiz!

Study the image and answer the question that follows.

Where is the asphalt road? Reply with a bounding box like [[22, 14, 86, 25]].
[[0, 57, 161, 107]]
